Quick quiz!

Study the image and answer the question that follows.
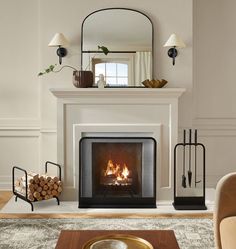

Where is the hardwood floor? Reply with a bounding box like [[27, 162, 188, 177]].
[[0, 191, 213, 219], [0, 191, 12, 210]]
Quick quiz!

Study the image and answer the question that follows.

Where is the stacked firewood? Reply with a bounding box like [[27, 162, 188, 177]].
[[15, 172, 62, 202]]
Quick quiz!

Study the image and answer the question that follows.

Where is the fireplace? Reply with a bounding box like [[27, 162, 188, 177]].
[[51, 88, 185, 202], [79, 137, 156, 208]]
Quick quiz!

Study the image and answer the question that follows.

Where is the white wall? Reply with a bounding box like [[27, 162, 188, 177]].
[[193, 0, 236, 186], [8, 0, 235, 193], [0, 0, 40, 188]]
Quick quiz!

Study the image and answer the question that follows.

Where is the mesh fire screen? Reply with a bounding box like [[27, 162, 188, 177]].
[[79, 137, 156, 208]]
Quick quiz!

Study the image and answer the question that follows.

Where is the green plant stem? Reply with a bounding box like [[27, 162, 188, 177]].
[[53, 65, 78, 73]]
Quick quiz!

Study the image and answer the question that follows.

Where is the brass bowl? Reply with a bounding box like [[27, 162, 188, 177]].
[[82, 234, 154, 249], [90, 239, 128, 249], [142, 79, 168, 88]]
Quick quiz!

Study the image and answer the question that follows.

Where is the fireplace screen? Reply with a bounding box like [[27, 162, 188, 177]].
[[79, 137, 156, 208]]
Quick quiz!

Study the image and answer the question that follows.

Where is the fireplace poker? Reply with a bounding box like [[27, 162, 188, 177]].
[[182, 129, 187, 188], [188, 129, 192, 187], [194, 129, 201, 187]]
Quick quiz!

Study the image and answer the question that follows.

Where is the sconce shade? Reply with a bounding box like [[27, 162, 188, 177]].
[[163, 33, 186, 48], [48, 33, 69, 64], [48, 33, 69, 47], [163, 33, 186, 65]]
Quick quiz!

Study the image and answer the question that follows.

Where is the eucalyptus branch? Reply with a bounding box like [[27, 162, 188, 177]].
[[38, 45, 109, 77], [38, 64, 78, 76], [53, 65, 78, 73]]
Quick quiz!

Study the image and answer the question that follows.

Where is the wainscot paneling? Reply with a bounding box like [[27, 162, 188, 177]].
[[0, 122, 57, 190]]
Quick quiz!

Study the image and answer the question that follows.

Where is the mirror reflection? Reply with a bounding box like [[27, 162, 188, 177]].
[[81, 8, 153, 87]]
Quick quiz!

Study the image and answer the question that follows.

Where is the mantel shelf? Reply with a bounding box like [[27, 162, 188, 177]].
[[50, 87, 186, 99]]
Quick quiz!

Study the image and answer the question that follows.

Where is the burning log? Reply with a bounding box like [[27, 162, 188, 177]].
[[14, 172, 62, 202], [101, 159, 133, 186]]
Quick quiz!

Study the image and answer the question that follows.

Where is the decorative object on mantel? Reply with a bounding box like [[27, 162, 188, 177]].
[[164, 33, 186, 65], [142, 79, 168, 88], [38, 45, 109, 88], [48, 33, 69, 65], [73, 70, 94, 88], [97, 74, 106, 88], [12, 161, 62, 211]]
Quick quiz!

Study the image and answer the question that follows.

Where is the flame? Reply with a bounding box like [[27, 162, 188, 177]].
[[104, 160, 130, 182], [122, 164, 129, 179]]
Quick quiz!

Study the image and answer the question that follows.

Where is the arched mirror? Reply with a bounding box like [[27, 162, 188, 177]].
[[81, 8, 153, 87]]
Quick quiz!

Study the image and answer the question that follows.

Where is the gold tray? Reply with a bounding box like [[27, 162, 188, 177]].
[[82, 234, 154, 249]]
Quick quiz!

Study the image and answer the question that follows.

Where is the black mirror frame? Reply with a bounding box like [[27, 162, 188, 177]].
[[80, 7, 154, 82]]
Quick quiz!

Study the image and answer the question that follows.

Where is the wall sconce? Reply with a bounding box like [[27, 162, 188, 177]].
[[164, 33, 186, 65], [48, 33, 69, 64]]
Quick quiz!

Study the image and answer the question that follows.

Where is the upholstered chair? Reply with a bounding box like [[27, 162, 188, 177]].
[[214, 172, 236, 249]]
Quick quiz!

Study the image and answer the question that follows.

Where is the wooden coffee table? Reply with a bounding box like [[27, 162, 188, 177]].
[[55, 230, 180, 249]]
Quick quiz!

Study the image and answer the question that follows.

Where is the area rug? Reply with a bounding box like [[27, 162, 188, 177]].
[[0, 218, 214, 249]]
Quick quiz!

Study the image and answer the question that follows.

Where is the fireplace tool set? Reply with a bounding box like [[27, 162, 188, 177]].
[[173, 129, 207, 210]]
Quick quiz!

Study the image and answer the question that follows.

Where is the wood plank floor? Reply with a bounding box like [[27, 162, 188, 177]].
[[0, 191, 213, 219], [0, 191, 12, 210]]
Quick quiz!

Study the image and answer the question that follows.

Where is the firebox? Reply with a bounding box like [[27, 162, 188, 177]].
[[79, 137, 156, 208]]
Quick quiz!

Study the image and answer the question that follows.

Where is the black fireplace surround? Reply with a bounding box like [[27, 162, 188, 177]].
[[79, 137, 156, 208]]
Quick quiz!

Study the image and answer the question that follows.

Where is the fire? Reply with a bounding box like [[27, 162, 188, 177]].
[[104, 160, 130, 182], [122, 164, 129, 179]]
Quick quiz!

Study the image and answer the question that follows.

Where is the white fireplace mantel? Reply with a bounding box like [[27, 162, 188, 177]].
[[51, 87, 185, 202], [51, 87, 185, 99]]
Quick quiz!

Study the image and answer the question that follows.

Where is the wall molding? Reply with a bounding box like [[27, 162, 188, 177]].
[[193, 117, 236, 130], [0, 118, 40, 127], [179, 117, 236, 136], [0, 125, 57, 137]]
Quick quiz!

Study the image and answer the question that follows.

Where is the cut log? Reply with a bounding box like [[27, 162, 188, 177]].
[[43, 185, 48, 191], [53, 184, 58, 190], [15, 171, 62, 202], [53, 176, 59, 183], [52, 189, 58, 196], [39, 181, 45, 187], [33, 191, 40, 199], [36, 186, 42, 193]]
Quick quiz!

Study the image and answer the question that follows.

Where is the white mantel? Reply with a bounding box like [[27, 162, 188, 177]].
[[51, 88, 185, 202], [51, 88, 185, 99]]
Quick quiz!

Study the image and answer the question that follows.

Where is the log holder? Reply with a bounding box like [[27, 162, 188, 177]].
[[12, 161, 61, 211]]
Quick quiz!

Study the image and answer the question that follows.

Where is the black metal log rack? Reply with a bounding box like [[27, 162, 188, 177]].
[[12, 161, 61, 211]]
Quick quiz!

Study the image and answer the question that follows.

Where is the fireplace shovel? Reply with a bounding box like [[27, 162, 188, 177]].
[[188, 129, 192, 187], [182, 129, 187, 188]]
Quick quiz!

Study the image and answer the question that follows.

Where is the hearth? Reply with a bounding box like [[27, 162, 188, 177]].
[[79, 137, 156, 208]]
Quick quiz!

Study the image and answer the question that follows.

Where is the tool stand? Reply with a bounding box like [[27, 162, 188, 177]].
[[173, 129, 207, 210]]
